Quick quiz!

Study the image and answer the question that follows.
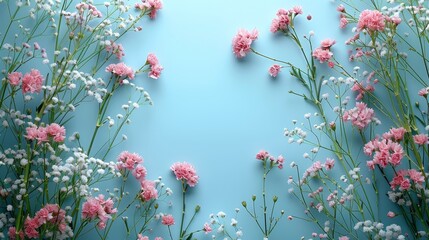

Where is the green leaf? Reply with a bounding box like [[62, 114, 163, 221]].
[[185, 233, 193, 240]]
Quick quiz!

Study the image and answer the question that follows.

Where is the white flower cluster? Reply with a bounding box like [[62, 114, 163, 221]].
[[354, 220, 405, 239], [209, 210, 243, 240]]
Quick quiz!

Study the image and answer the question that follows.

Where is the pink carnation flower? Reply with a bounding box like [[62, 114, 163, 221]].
[[136, 0, 163, 19], [320, 39, 336, 50], [161, 214, 175, 226], [232, 29, 258, 58], [357, 9, 385, 32], [413, 133, 428, 145], [137, 234, 149, 240], [268, 64, 281, 77], [256, 150, 269, 160], [117, 151, 143, 171], [342, 102, 375, 130], [105, 41, 125, 60], [106, 62, 135, 79], [324, 158, 335, 170], [270, 9, 290, 33], [8, 72, 22, 86], [140, 180, 158, 201], [170, 161, 199, 187], [339, 17, 348, 29], [22, 69, 44, 94], [133, 165, 147, 181], [418, 87, 429, 97], [82, 195, 117, 229], [312, 47, 333, 63], [46, 123, 66, 142]]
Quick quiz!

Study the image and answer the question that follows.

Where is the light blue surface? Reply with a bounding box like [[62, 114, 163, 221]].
[[94, 0, 350, 239]]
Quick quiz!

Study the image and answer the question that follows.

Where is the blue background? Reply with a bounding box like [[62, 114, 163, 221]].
[[80, 0, 361, 239]]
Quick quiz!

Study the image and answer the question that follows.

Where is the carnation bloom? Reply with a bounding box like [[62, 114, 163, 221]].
[[106, 62, 135, 79], [268, 64, 281, 77], [25, 123, 66, 143], [8, 72, 22, 86], [342, 102, 375, 130], [117, 151, 143, 171], [140, 180, 158, 201], [232, 29, 258, 58], [170, 161, 199, 187], [357, 9, 385, 32], [23, 204, 70, 239], [270, 9, 291, 33], [133, 165, 147, 181], [135, 0, 163, 19], [137, 234, 149, 240], [320, 39, 336, 50], [413, 133, 428, 145], [105, 41, 125, 60], [22, 69, 44, 94], [81, 194, 117, 229], [312, 47, 333, 63], [161, 214, 175, 226], [146, 53, 163, 79]]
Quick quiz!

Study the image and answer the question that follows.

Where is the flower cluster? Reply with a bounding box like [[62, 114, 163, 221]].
[[81, 194, 117, 229], [255, 150, 284, 169], [25, 123, 66, 143], [170, 161, 199, 187], [312, 39, 335, 66], [146, 53, 163, 79], [342, 102, 376, 130], [106, 62, 135, 80], [364, 129, 406, 169], [270, 6, 302, 33], [10, 204, 72, 240], [232, 29, 258, 58]]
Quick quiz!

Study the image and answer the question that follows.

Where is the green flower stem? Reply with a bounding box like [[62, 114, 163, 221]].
[[179, 181, 187, 240]]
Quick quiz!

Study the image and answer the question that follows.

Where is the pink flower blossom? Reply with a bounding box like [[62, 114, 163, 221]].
[[137, 234, 149, 240], [147, 53, 159, 65], [149, 64, 163, 79], [117, 151, 143, 171], [270, 9, 290, 33], [337, 5, 345, 12], [342, 102, 375, 130], [232, 29, 258, 58], [339, 237, 349, 240], [22, 69, 44, 94], [46, 123, 66, 142], [357, 10, 385, 32], [312, 48, 333, 63], [413, 133, 428, 145], [324, 158, 335, 170], [82, 195, 117, 229], [276, 155, 284, 169], [203, 223, 212, 234], [106, 62, 135, 80], [8, 227, 24, 240], [408, 169, 424, 185], [268, 64, 281, 77], [105, 41, 125, 60], [320, 39, 336, 50], [161, 214, 175, 226], [387, 211, 396, 218], [389, 127, 406, 142], [292, 6, 303, 15], [339, 17, 348, 29], [256, 150, 269, 160], [140, 180, 158, 201], [146, 53, 163, 79], [418, 87, 429, 97], [147, 0, 163, 19], [171, 162, 199, 187], [8, 72, 22, 86], [133, 165, 147, 181]]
